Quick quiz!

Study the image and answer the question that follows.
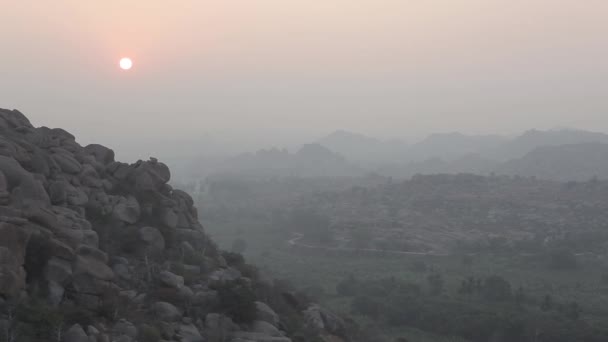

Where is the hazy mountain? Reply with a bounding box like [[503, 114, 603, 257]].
[[494, 142, 608, 181], [317, 130, 408, 164], [486, 129, 608, 161], [211, 143, 363, 178], [407, 132, 507, 162], [379, 153, 497, 178]]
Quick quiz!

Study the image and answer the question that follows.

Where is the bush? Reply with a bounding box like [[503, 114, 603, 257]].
[[351, 296, 382, 318], [138, 324, 161, 342], [217, 280, 257, 323], [483, 276, 512, 302], [336, 275, 358, 296]]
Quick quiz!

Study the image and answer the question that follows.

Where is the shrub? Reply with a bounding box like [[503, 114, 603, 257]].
[[138, 324, 161, 342], [217, 280, 257, 323]]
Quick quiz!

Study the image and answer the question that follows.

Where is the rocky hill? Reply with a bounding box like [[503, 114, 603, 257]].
[[0, 108, 354, 342], [208, 144, 362, 179], [494, 142, 608, 181]]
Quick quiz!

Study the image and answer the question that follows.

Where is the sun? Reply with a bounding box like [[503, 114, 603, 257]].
[[119, 57, 133, 70]]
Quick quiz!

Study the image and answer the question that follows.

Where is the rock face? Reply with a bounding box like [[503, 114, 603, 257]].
[[0, 108, 353, 342]]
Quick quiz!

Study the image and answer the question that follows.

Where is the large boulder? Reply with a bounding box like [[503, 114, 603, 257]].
[[178, 323, 204, 342], [303, 305, 346, 337], [44, 257, 73, 285], [229, 332, 291, 342], [84, 144, 115, 165], [251, 321, 283, 337], [0, 155, 50, 205], [113, 319, 138, 339], [64, 324, 89, 342], [51, 149, 82, 174], [0, 223, 30, 297], [255, 302, 279, 327], [159, 270, 184, 289], [209, 268, 242, 286], [131, 159, 171, 192], [73, 251, 114, 282], [112, 195, 140, 224], [153, 301, 182, 322], [0, 170, 8, 205], [138, 226, 165, 252]]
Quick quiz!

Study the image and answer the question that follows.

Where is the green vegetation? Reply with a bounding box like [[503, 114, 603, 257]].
[[196, 175, 608, 341]]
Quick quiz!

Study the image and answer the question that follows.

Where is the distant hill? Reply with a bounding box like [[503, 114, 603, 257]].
[[379, 154, 497, 178], [176, 128, 608, 182], [494, 142, 608, 181], [317, 130, 408, 164], [485, 129, 608, 161], [407, 132, 507, 162], [212, 143, 363, 178]]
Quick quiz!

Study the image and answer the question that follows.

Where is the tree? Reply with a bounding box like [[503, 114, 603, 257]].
[[482, 275, 512, 301], [563, 302, 581, 320], [336, 274, 358, 296], [351, 296, 381, 318], [217, 280, 257, 324], [289, 209, 333, 244], [514, 286, 526, 304], [427, 273, 444, 296], [541, 294, 554, 311]]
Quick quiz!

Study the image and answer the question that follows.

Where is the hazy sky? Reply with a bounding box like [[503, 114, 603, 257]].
[[1, 1, 607, 156]]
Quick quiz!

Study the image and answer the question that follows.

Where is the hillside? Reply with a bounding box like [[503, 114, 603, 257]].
[[317, 130, 408, 164], [495, 143, 608, 181], [0, 108, 355, 342], [209, 144, 363, 179], [485, 129, 608, 161]]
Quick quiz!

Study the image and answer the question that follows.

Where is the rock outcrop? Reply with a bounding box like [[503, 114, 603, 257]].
[[0, 108, 352, 342]]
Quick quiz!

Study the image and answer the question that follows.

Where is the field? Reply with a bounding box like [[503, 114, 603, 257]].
[[204, 215, 608, 342]]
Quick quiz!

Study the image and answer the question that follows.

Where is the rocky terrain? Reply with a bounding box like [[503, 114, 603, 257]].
[[0, 108, 353, 342]]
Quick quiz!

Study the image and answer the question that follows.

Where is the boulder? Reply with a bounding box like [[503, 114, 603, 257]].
[[255, 302, 279, 327], [113, 263, 131, 281], [113, 319, 138, 339], [84, 144, 115, 165], [131, 159, 171, 192], [112, 196, 140, 224], [178, 323, 204, 342], [303, 305, 345, 337], [138, 226, 165, 252], [205, 313, 239, 338], [209, 268, 242, 286], [159, 270, 184, 289], [73, 254, 114, 281], [153, 301, 182, 322], [48, 280, 65, 306], [0, 170, 8, 205], [0, 223, 30, 297], [44, 257, 73, 285], [193, 290, 219, 307], [229, 332, 291, 342], [51, 151, 82, 174], [251, 321, 282, 337], [64, 324, 89, 342]]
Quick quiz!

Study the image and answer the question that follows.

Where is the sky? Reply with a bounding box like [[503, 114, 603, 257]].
[[1, 1, 607, 158]]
